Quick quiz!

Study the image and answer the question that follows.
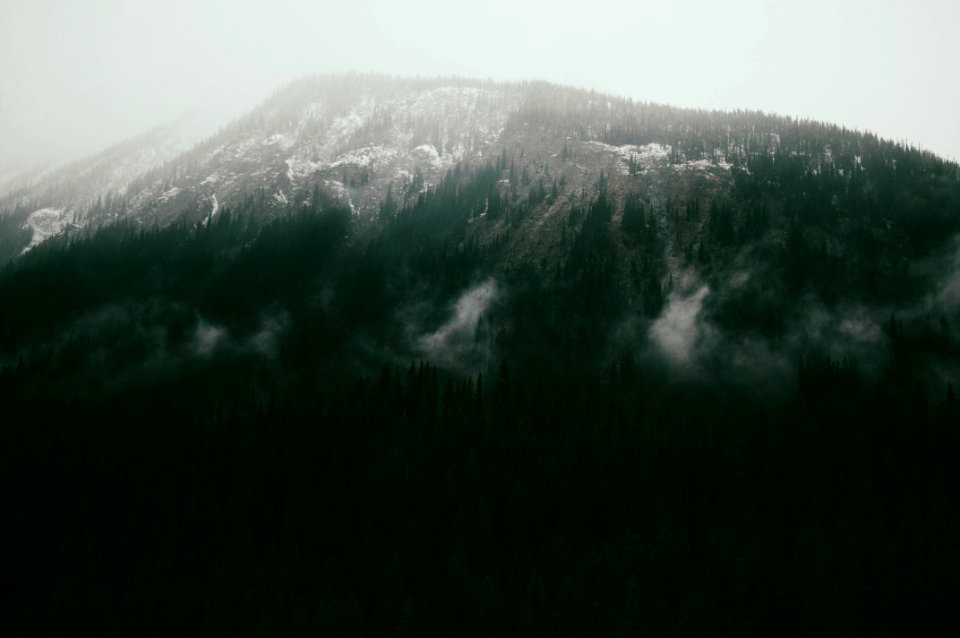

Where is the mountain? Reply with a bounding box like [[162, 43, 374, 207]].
[[3, 73, 960, 387], [4, 74, 960, 634], [0, 76, 519, 244], [0, 114, 212, 260]]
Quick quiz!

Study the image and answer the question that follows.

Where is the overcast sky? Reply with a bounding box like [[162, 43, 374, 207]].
[[1, 0, 958, 167]]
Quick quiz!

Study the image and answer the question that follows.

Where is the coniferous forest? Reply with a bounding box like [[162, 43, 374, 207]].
[[3, 76, 960, 635]]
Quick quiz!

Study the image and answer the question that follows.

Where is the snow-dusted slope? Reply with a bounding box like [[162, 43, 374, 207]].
[[0, 116, 210, 254], [0, 74, 744, 253], [116, 82, 518, 225], [21, 208, 74, 252]]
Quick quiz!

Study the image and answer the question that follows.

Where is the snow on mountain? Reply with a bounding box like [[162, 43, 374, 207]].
[[6, 73, 926, 258], [1, 118, 207, 212], [93, 81, 517, 226], [21, 207, 74, 253], [0, 77, 645, 251]]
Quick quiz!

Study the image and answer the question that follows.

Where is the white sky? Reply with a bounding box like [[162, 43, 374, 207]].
[[1, 0, 958, 167]]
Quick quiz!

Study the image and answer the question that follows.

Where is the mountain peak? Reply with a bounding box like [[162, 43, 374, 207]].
[[1, 73, 957, 262]]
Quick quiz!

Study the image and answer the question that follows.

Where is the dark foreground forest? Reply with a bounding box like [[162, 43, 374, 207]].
[[5, 351, 960, 636], [3, 230, 960, 636]]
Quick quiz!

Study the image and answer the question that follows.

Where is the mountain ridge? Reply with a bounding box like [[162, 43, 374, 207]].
[[3, 72, 955, 259], [2, 72, 960, 391]]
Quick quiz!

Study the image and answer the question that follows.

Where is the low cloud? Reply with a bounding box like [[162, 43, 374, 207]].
[[419, 278, 498, 369], [191, 311, 289, 361], [649, 285, 711, 370], [193, 320, 227, 358], [644, 271, 892, 397], [247, 312, 289, 358]]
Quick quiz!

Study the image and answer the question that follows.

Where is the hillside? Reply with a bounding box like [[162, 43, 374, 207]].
[[3, 74, 960, 389], [3, 74, 960, 634]]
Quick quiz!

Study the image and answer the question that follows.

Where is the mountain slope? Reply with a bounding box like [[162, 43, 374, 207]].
[[3, 73, 960, 390], [5, 74, 960, 635], [9, 73, 956, 252]]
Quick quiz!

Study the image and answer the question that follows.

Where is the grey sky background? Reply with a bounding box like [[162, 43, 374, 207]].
[[1, 0, 958, 168]]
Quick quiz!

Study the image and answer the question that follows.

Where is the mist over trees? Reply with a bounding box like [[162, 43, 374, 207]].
[[3, 75, 960, 634]]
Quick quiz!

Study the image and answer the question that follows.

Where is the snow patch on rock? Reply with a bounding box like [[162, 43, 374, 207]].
[[286, 158, 324, 182], [22, 207, 73, 252], [412, 144, 442, 168], [672, 154, 733, 174], [331, 144, 398, 169], [590, 141, 732, 175], [590, 142, 672, 174], [158, 187, 181, 202]]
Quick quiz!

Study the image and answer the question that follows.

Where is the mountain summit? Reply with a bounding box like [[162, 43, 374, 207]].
[[7, 73, 956, 253]]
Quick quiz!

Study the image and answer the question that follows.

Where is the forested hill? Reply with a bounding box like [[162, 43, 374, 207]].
[[3, 73, 958, 261], [2, 89, 960, 397], [3, 75, 960, 634]]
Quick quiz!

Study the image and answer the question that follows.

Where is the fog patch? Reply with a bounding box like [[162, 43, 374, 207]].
[[728, 269, 751, 289], [190, 311, 289, 360], [246, 312, 289, 358], [18, 302, 295, 392], [649, 285, 710, 370], [787, 300, 887, 370], [837, 313, 884, 351], [645, 277, 890, 396], [419, 278, 498, 368], [193, 320, 227, 358]]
